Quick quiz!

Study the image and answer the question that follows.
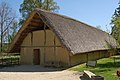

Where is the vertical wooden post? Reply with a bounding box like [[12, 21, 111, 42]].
[[31, 32, 33, 64], [86, 53, 88, 67], [87, 53, 88, 62], [69, 52, 71, 66], [99, 52, 101, 59], [31, 32, 33, 46], [54, 36, 56, 62], [94, 52, 95, 61], [44, 24, 46, 64]]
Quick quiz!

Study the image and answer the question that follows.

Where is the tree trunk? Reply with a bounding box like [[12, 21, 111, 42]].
[[47, 0, 49, 10], [1, 22, 3, 52]]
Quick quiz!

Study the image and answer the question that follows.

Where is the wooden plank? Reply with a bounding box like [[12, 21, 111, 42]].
[[84, 70, 96, 78], [21, 45, 61, 47], [84, 70, 104, 80]]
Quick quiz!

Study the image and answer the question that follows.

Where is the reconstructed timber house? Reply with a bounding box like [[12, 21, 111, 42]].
[[8, 9, 118, 67]]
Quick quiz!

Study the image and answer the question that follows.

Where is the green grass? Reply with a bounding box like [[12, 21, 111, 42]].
[[70, 56, 120, 80]]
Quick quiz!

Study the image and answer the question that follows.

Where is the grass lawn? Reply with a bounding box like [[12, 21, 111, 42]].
[[70, 56, 120, 80]]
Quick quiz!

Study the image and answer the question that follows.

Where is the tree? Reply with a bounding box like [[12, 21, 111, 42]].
[[19, 0, 59, 25], [42, 0, 60, 11], [111, 2, 120, 44], [0, 2, 16, 52], [8, 21, 18, 44], [110, 2, 120, 65]]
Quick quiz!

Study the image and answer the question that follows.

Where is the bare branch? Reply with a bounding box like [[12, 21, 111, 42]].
[[0, 2, 16, 52]]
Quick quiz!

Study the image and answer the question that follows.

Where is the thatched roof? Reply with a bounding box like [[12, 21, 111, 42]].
[[8, 9, 118, 55]]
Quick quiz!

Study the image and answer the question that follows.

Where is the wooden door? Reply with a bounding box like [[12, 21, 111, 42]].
[[33, 49, 40, 65]]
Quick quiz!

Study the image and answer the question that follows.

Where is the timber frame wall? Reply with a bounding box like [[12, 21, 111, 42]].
[[20, 23, 70, 66]]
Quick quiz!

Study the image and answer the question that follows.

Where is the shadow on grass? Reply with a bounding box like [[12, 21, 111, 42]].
[[89, 61, 120, 73], [96, 62, 120, 68], [91, 68, 112, 73], [113, 57, 120, 59]]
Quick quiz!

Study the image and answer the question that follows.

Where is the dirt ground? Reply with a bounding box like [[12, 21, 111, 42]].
[[0, 65, 87, 80]]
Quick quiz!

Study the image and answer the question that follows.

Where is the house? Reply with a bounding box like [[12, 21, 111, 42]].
[[8, 9, 118, 67]]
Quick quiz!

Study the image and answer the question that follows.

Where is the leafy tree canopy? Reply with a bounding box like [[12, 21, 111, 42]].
[[111, 3, 120, 44], [19, 0, 59, 25]]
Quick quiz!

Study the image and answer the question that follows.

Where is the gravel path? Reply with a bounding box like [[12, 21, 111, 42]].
[[0, 65, 83, 80]]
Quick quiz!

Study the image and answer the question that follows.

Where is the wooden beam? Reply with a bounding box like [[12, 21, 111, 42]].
[[86, 53, 88, 67], [29, 22, 43, 27], [54, 36, 56, 62], [15, 43, 20, 45], [69, 52, 71, 66], [9, 12, 37, 52], [99, 52, 101, 59], [21, 45, 61, 48], [20, 32, 28, 35], [30, 21, 44, 25], [31, 32, 33, 46], [22, 28, 32, 33], [33, 15, 41, 20], [20, 34, 26, 38], [31, 18, 42, 23], [17, 40, 24, 44], [44, 24, 46, 64]]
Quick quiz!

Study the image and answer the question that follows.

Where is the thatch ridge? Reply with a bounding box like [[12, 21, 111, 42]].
[[35, 9, 106, 34]]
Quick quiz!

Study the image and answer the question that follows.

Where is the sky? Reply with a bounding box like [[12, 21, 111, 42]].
[[0, 0, 119, 32]]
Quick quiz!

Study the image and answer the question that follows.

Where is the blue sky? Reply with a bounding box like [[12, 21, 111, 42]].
[[0, 0, 119, 32]]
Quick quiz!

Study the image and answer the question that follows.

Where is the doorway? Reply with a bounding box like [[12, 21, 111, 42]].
[[33, 49, 40, 65]]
